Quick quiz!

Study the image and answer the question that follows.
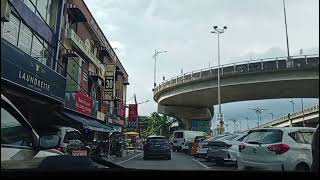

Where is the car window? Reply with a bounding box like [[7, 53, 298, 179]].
[[1, 107, 33, 148], [245, 130, 283, 144], [218, 135, 239, 141], [174, 132, 183, 138], [237, 135, 247, 142], [147, 137, 168, 143], [289, 131, 314, 144], [63, 131, 82, 143]]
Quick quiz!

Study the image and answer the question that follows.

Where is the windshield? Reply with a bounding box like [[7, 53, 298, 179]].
[[1, 0, 319, 173]]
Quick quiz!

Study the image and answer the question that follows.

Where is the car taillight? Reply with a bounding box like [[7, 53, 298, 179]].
[[239, 143, 246, 152], [267, 144, 290, 154], [55, 147, 64, 153]]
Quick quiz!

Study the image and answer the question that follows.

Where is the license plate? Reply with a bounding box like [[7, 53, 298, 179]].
[[72, 150, 87, 156], [155, 144, 161, 147]]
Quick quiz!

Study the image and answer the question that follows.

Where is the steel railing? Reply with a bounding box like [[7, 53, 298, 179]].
[[154, 54, 319, 94]]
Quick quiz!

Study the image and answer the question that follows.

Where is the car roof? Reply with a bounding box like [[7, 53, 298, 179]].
[[147, 135, 166, 139], [249, 127, 316, 133]]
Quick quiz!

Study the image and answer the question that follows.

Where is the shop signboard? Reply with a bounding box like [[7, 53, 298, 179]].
[[104, 64, 115, 101], [1, 40, 66, 102], [128, 104, 138, 127], [75, 92, 93, 116]]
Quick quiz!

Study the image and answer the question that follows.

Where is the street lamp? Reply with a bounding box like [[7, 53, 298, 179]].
[[269, 113, 275, 121], [250, 107, 268, 128], [288, 100, 295, 113], [137, 100, 150, 105], [153, 50, 167, 88], [211, 25, 227, 134]]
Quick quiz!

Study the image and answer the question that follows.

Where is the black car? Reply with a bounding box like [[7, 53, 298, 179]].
[[143, 136, 171, 160]]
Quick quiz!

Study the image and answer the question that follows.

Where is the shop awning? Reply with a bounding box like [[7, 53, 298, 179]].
[[63, 111, 112, 133]]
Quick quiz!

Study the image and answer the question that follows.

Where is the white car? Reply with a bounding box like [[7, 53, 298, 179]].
[[237, 127, 315, 171], [1, 94, 61, 167]]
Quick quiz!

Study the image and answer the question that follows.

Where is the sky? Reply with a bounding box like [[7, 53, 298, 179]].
[[84, 0, 319, 130]]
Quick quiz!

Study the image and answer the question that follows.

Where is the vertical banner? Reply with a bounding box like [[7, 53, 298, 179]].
[[119, 103, 126, 120], [104, 64, 115, 101], [128, 104, 138, 127]]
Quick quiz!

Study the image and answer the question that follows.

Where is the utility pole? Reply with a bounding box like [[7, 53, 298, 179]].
[[301, 98, 305, 127]]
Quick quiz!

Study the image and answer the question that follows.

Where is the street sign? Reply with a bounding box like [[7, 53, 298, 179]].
[[104, 64, 115, 101]]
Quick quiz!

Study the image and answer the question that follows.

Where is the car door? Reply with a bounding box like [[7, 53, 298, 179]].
[[288, 130, 314, 165]]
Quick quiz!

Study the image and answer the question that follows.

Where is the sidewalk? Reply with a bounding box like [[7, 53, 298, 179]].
[[103, 149, 143, 164]]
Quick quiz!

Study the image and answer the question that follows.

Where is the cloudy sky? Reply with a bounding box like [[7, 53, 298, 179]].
[[84, 0, 319, 130]]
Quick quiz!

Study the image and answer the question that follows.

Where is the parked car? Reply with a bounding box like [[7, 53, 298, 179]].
[[38, 126, 90, 156], [196, 134, 227, 157], [1, 94, 61, 164], [143, 135, 171, 160], [311, 124, 319, 172], [172, 130, 206, 152], [206, 134, 247, 165], [191, 136, 209, 156], [237, 127, 315, 171]]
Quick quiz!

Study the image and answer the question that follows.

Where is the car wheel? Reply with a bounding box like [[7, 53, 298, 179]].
[[216, 159, 224, 165], [296, 163, 310, 172], [205, 155, 211, 161], [143, 154, 149, 160]]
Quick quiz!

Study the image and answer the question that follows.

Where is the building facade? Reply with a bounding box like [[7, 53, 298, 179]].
[[59, 0, 128, 132], [1, 0, 66, 130], [1, 0, 128, 134]]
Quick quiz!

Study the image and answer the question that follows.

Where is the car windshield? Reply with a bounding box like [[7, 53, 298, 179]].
[[1, 0, 319, 173], [245, 130, 283, 144]]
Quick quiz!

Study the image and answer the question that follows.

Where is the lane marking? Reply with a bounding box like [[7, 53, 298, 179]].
[[116, 152, 143, 165], [192, 158, 210, 169]]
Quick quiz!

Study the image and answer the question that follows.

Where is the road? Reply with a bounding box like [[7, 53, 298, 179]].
[[117, 152, 237, 171]]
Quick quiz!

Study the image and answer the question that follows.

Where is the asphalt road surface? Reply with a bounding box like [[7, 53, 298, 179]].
[[117, 152, 237, 171]]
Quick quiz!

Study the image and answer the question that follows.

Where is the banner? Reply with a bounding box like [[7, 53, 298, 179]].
[[119, 103, 126, 120], [128, 104, 138, 127]]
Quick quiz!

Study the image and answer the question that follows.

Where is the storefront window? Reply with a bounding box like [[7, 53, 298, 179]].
[[18, 23, 32, 55], [36, 0, 48, 21], [2, 13, 20, 46], [23, 0, 58, 31], [31, 34, 43, 61]]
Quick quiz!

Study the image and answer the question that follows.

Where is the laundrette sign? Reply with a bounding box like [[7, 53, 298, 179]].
[[1, 40, 65, 102]]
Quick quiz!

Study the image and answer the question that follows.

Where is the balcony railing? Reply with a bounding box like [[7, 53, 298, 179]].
[[154, 54, 319, 95]]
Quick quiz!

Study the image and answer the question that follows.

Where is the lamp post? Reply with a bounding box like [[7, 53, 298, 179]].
[[269, 113, 274, 121], [153, 50, 167, 88], [282, 0, 291, 64], [211, 25, 227, 134], [250, 107, 268, 128]]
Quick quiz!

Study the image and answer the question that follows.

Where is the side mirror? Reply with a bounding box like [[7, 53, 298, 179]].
[[39, 135, 60, 150]]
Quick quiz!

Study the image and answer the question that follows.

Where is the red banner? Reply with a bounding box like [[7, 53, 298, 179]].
[[119, 103, 126, 120], [128, 104, 138, 127], [75, 92, 93, 116]]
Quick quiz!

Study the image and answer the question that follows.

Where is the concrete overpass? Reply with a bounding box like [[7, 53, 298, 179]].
[[259, 105, 319, 128], [153, 55, 319, 128]]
